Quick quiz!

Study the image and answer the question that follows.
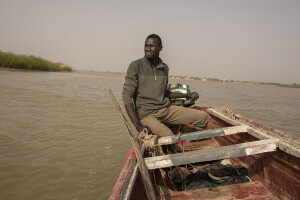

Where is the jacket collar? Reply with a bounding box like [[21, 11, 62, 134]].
[[144, 56, 164, 69]]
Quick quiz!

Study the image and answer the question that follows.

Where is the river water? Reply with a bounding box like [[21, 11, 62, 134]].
[[0, 70, 299, 200]]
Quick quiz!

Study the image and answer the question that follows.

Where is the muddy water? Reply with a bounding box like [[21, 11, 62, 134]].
[[0, 70, 299, 200]]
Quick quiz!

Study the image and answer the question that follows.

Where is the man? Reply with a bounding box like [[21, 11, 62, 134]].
[[122, 34, 208, 137]]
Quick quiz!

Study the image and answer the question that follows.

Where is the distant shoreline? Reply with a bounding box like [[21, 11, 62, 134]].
[[97, 71, 299, 89], [2, 66, 298, 89], [173, 76, 300, 89]]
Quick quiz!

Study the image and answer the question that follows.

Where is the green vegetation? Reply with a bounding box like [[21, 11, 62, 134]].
[[0, 51, 72, 72], [171, 75, 299, 89], [256, 82, 300, 88]]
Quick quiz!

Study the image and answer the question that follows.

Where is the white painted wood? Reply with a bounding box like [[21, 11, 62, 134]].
[[157, 125, 248, 145], [249, 127, 300, 158], [207, 108, 241, 126], [278, 142, 300, 158], [145, 139, 279, 170], [209, 108, 300, 158], [247, 127, 271, 140], [209, 108, 272, 140]]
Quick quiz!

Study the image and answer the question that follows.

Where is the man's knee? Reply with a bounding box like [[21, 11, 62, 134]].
[[141, 116, 173, 137], [147, 124, 174, 137], [194, 111, 208, 130]]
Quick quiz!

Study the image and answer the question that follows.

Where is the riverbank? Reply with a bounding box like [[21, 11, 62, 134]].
[[0, 51, 72, 72], [99, 71, 299, 89], [171, 76, 300, 89]]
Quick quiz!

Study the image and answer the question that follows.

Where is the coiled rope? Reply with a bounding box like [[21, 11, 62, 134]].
[[139, 128, 182, 149]]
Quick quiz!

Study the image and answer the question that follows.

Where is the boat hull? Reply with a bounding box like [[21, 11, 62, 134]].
[[109, 106, 300, 200]]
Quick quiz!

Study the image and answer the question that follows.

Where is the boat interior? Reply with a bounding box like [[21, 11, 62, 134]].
[[128, 107, 300, 200]]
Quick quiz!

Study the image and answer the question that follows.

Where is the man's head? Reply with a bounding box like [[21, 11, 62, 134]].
[[144, 34, 163, 59]]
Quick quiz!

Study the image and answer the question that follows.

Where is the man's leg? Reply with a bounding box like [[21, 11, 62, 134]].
[[141, 114, 174, 137], [162, 106, 208, 131]]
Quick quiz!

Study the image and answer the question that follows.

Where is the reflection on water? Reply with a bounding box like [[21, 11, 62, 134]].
[[0, 70, 299, 200]]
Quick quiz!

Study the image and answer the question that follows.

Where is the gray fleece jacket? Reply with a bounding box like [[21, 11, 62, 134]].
[[122, 56, 170, 119]]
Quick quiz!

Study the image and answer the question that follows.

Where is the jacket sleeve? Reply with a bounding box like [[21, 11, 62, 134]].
[[122, 62, 138, 105]]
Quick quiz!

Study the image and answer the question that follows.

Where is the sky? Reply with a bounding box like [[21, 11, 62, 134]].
[[1, 0, 299, 84]]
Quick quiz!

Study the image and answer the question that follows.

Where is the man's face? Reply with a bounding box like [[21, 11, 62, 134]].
[[144, 38, 162, 59]]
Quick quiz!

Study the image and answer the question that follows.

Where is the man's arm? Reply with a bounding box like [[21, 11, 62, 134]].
[[125, 103, 150, 133], [165, 91, 199, 100], [123, 63, 151, 133]]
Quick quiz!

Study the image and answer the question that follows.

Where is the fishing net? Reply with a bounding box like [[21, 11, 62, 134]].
[[167, 161, 251, 191]]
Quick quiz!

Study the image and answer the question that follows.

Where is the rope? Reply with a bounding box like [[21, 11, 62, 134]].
[[138, 128, 159, 149], [139, 128, 182, 148]]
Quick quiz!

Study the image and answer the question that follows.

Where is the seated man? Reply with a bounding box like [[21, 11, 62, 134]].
[[122, 34, 208, 137]]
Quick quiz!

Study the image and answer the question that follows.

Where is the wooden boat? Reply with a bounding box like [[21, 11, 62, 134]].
[[109, 106, 300, 200]]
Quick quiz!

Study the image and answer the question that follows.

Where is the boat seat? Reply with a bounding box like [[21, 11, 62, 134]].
[[144, 125, 279, 169], [145, 138, 278, 169]]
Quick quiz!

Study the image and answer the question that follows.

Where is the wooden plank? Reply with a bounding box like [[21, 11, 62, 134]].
[[121, 145, 146, 200], [247, 127, 270, 140], [278, 142, 300, 158], [248, 126, 300, 158], [109, 89, 156, 200], [207, 108, 241, 126], [145, 139, 279, 170], [122, 127, 247, 198], [208, 108, 300, 158], [208, 108, 271, 140], [122, 164, 138, 200], [226, 106, 300, 149], [108, 146, 137, 200], [158, 125, 248, 145]]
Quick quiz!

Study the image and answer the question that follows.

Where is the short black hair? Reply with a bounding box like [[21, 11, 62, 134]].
[[146, 34, 162, 46]]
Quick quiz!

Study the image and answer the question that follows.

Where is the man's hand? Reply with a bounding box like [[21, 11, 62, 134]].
[[125, 103, 152, 134], [190, 92, 199, 100], [187, 92, 199, 100]]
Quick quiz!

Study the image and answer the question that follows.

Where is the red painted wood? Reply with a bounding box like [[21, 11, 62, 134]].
[[108, 146, 136, 200]]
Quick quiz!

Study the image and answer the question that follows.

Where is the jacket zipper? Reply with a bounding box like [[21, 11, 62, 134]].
[[154, 68, 157, 80]]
